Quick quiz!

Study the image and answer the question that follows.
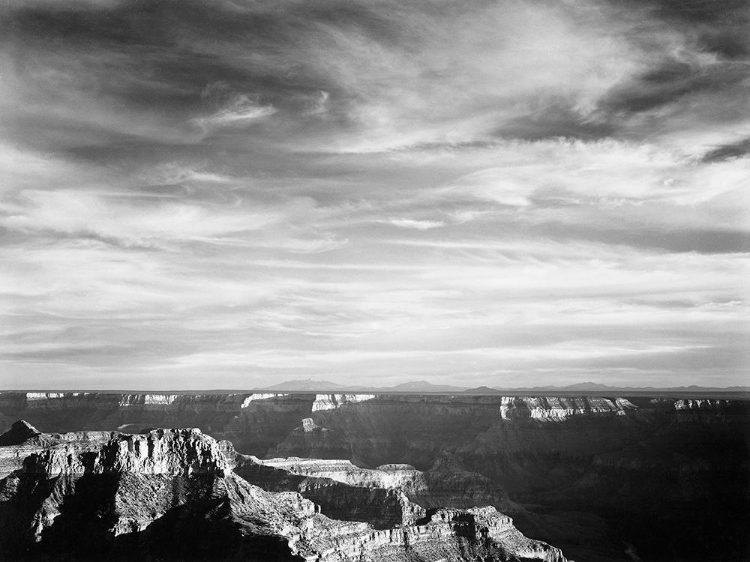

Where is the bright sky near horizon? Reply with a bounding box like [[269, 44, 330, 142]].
[[1, 0, 748, 390]]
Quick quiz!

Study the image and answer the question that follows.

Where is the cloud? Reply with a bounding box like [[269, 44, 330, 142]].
[[305, 90, 330, 115], [0, 0, 747, 389], [0, 189, 284, 247], [2, 0, 746, 156], [381, 219, 445, 230], [192, 81, 277, 133], [702, 137, 750, 163]]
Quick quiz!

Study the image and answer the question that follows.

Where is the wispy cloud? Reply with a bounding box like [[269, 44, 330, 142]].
[[191, 81, 277, 134], [380, 219, 445, 230]]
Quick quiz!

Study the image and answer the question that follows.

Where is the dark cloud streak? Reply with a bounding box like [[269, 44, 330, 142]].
[[532, 223, 750, 254], [702, 137, 750, 163]]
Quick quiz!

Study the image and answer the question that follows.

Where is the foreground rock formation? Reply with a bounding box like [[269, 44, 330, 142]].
[[0, 421, 569, 562]]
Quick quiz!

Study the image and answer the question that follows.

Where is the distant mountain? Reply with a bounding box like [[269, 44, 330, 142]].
[[260, 378, 749, 394], [490, 382, 750, 394], [260, 378, 468, 393], [565, 382, 614, 390], [263, 378, 348, 391], [389, 380, 468, 393], [463, 382, 623, 394], [463, 386, 505, 394], [653, 385, 750, 393], [535, 382, 616, 391]]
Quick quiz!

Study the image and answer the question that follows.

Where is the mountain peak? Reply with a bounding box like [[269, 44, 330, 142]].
[[463, 386, 504, 394], [390, 381, 468, 392], [0, 420, 41, 446], [564, 382, 613, 390], [263, 378, 347, 391]]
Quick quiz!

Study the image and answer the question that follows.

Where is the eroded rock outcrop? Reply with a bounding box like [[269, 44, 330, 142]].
[[0, 420, 42, 446], [312, 394, 376, 412], [0, 421, 570, 562], [0, 421, 52, 480], [21, 428, 229, 478], [242, 453, 517, 516], [229, 452, 426, 528], [499, 396, 637, 421], [242, 393, 289, 408]]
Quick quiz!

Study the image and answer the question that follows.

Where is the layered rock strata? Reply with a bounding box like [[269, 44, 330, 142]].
[[312, 394, 376, 411], [0, 421, 569, 562], [235, 453, 516, 517]]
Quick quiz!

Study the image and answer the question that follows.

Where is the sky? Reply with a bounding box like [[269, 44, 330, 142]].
[[0, 0, 748, 390]]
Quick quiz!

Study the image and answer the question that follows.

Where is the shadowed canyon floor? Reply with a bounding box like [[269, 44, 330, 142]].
[[0, 392, 748, 561]]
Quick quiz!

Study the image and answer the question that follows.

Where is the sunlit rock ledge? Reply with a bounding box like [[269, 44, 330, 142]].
[[312, 394, 377, 411], [498, 396, 638, 421], [19, 427, 230, 478], [242, 393, 289, 407], [258, 456, 421, 489]]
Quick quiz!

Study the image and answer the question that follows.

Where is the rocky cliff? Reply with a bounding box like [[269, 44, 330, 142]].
[[22, 427, 229, 478], [0, 421, 51, 478], [0, 421, 570, 562], [230, 454, 426, 529], [236, 452, 517, 516], [312, 394, 377, 411], [0, 392, 646, 439]]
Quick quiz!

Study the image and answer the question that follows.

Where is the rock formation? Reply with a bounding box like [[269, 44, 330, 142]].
[[0, 421, 570, 562], [312, 394, 376, 411], [232, 452, 517, 521]]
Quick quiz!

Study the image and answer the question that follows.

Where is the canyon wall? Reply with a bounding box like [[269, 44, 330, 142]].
[[0, 392, 748, 561], [0, 422, 569, 562]]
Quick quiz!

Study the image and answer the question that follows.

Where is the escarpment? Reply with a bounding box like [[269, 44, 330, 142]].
[[0, 420, 52, 478], [498, 396, 637, 421], [232, 452, 517, 520], [229, 452, 426, 529], [312, 394, 377, 411], [266, 394, 652, 467], [21, 427, 229, 478], [0, 421, 570, 562], [0, 392, 316, 456]]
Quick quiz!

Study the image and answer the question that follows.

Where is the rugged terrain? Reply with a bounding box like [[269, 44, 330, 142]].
[[0, 420, 568, 562], [0, 392, 748, 561]]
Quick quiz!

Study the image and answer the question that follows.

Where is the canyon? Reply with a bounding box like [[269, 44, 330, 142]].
[[0, 391, 748, 561], [0, 420, 567, 562]]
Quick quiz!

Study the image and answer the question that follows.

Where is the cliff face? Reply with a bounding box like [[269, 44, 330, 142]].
[[498, 396, 637, 420], [0, 421, 569, 562], [231, 454, 426, 529], [3, 392, 740, 454], [0, 421, 51, 479], [0, 392, 315, 457], [304, 506, 567, 562], [312, 394, 377, 411], [238, 453, 517, 517], [0, 392, 646, 440], [265, 394, 654, 467], [21, 428, 229, 478]]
